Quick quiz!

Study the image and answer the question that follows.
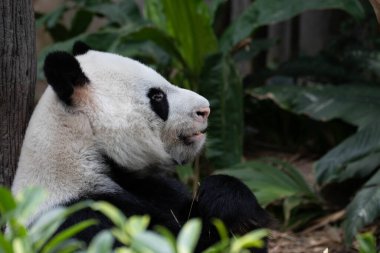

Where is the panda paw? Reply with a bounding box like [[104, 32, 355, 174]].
[[197, 174, 271, 234]]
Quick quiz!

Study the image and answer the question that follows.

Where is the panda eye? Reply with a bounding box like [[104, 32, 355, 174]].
[[148, 88, 165, 102], [152, 92, 164, 102]]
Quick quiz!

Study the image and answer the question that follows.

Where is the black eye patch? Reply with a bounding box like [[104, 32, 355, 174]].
[[147, 88, 169, 121]]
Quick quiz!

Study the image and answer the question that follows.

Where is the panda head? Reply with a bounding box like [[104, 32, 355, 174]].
[[43, 41, 210, 171]]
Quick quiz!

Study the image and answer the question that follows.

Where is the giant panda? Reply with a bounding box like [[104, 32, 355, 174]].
[[12, 41, 271, 252]]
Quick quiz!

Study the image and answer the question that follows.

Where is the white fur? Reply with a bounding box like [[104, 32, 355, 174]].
[[12, 50, 209, 224]]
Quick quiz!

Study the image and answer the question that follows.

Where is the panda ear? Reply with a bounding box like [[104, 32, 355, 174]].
[[43, 51, 89, 105], [72, 41, 91, 56]]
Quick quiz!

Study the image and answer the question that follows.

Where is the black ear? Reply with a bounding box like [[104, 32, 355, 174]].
[[72, 41, 91, 56], [44, 51, 89, 105]]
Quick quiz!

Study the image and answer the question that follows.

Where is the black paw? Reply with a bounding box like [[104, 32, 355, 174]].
[[197, 174, 271, 234]]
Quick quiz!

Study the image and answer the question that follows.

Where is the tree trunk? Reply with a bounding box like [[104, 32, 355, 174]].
[[0, 0, 36, 187]]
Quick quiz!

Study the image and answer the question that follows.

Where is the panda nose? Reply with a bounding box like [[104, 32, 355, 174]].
[[194, 107, 210, 122]]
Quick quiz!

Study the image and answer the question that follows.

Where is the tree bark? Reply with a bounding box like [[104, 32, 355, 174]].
[[0, 0, 36, 187]]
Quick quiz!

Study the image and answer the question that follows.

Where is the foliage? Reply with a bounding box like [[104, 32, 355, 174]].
[[36, 0, 370, 238], [0, 186, 267, 253], [356, 232, 379, 253], [216, 159, 321, 229], [37, 0, 365, 170]]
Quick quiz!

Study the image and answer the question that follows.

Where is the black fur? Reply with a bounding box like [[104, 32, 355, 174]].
[[44, 52, 89, 105], [73, 41, 91, 56], [147, 88, 169, 121], [57, 156, 270, 252]]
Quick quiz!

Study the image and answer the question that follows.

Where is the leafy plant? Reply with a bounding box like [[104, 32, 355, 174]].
[[37, 0, 365, 170], [357, 232, 379, 253], [217, 159, 321, 229], [0, 186, 268, 253], [36, 0, 369, 235], [252, 83, 380, 241]]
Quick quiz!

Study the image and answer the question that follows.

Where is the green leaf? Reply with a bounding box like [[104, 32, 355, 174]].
[[252, 84, 380, 185], [91, 201, 126, 228], [356, 232, 377, 253], [86, 0, 143, 26], [12, 238, 32, 253], [343, 170, 380, 243], [217, 160, 317, 207], [87, 231, 114, 253], [144, 0, 167, 30], [30, 201, 91, 250], [123, 215, 150, 237], [177, 219, 201, 253], [14, 188, 46, 225], [0, 187, 16, 215], [161, 0, 218, 77], [69, 9, 94, 37], [230, 229, 268, 253], [122, 26, 186, 67], [316, 123, 380, 184], [132, 231, 174, 253], [211, 219, 228, 243], [0, 233, 12, 253], [36, 4, 66, 29], [41, 220, 97, 253], [283, 196, 302, 226], [209, 0, 227, 24], [220, 0, 364, 52], [199, 54, 243, 168]]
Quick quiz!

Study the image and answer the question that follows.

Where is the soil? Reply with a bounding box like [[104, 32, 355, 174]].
[[248, 150, 367, 253]]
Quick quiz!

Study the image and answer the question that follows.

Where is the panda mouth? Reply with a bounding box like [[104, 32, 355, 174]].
[[179, 128, 207, 145]]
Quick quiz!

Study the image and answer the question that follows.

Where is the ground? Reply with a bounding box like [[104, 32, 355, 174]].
[[250, 151, 376, 253]]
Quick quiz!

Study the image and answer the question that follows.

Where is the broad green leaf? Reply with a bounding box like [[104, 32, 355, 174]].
[[253, 84, 380, 129], [30, 201, 91, 250], [230, 229, 267, 253], [41, 220, 97, 253], [36, 5, 66, 29], [220, 0, 364, 52], [161, 0, 218, 77], [122, 26, 187, 67], [0, 187, 16, 214], [123, 215, 150, 237], [357, 232, 377, 253], [283, 196, 302, 226], [0, 233, 12, 253], [14, 188, 46, 225], [177, 219, 201, 253], [86, 0, 143, 26], [211, 219, 228, 242], [12, 238, 32, 253], [199, 54, 243, 168], [343, 170, 380, 243], [46, 239, 85, 253], [144, 0, 167, 30], [252, 84, 380, 185], [209, 0, 227, 24], [69, 9, 94, 37], [154, 226, 176, 250], [87, 231, 114, 253], [132, 231, 174, 253], [316, 123, 380, 184], [91, 201, 126, 228], [233, 38, 276, 62], [217, 160, 317, 207]]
